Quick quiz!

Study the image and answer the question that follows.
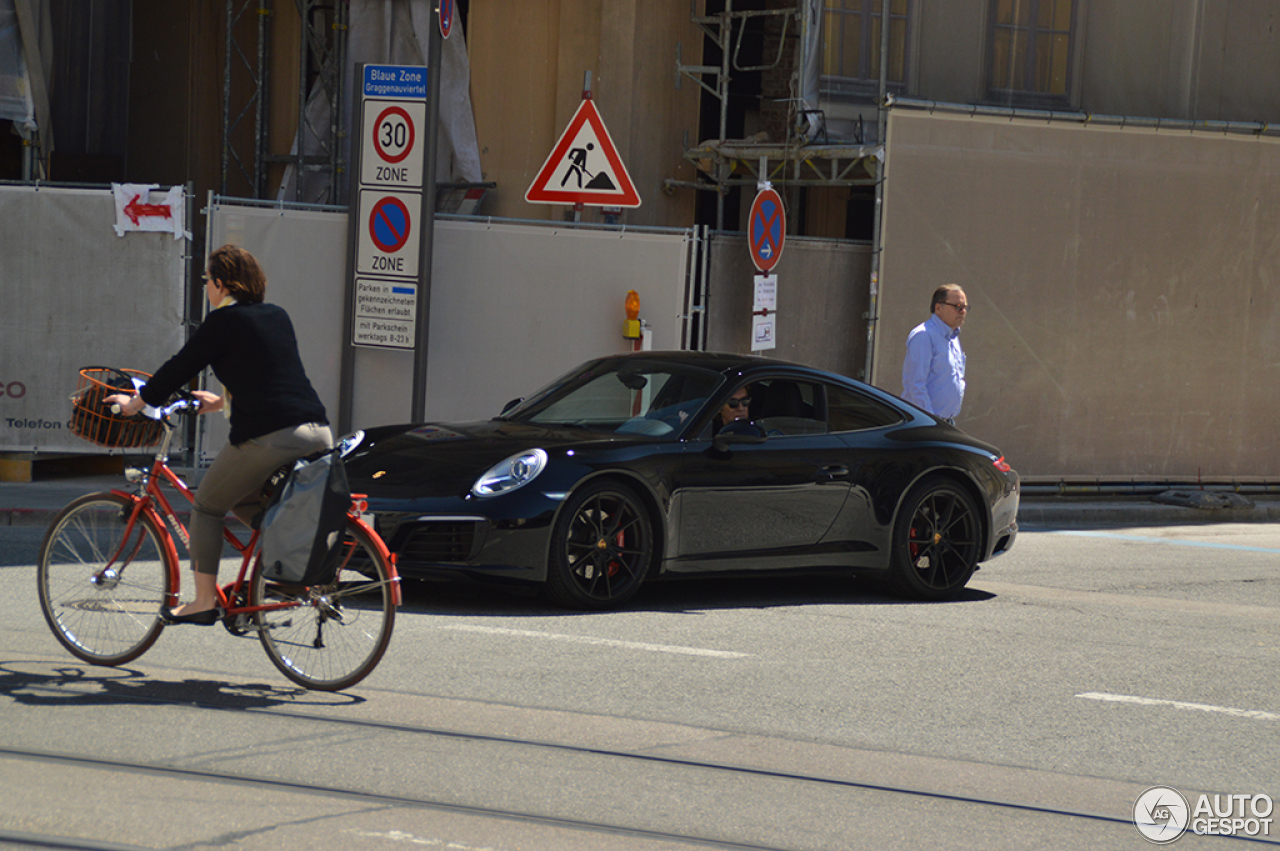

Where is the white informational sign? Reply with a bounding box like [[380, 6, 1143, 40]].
[[751, 273, 777, 351], [353, 277, 416, 348], [352, 64, 427, 350], [751, 315, 776, 351], [753, 274, 777, 311]]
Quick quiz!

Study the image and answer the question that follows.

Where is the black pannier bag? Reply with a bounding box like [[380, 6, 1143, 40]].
[[258, 448, 351, 585]]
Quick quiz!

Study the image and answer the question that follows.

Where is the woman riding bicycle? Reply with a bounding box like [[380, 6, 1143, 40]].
[[107, 244, 331, 625]]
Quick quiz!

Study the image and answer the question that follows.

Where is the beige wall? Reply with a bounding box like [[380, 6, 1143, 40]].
[[706, 236, 872, 380], [909, 1, 1280, 121], [874, 109, 1280, 479], [467, 1, 701, 227]]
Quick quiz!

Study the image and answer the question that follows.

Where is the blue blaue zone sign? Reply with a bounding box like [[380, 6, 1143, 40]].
[[363, 65, 428, 100]]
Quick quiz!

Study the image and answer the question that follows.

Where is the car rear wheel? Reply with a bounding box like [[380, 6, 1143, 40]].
[[887, 476, 982, 600], [546, 480, 655, 610]]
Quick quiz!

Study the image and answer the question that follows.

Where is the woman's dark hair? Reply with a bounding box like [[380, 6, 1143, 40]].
[[207, 244, 267, 304]]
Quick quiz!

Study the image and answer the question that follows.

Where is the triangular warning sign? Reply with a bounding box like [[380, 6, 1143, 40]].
[[525, 98, 641, 208]]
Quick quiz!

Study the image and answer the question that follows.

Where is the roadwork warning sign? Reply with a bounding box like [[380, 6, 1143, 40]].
[[525, 98, 641, 208]]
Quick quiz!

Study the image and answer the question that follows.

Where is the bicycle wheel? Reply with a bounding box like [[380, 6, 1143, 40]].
[[252, 517, 395, 691], [37, 492, 173, 665]]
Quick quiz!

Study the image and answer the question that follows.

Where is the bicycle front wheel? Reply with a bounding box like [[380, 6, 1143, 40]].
[[37, 492, 173, 665], [252, 517, 396, 691]]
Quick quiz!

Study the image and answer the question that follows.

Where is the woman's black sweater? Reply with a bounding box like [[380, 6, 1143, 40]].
[[142, 301, 327, 445]]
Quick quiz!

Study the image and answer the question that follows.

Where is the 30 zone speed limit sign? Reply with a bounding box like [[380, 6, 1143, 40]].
[[361, 102, 426, 188]]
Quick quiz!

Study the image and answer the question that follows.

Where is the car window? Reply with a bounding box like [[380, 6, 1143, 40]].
[[750, 379, 828, 436], [507, 359, 722, 436], [826, 384, 904, 432]]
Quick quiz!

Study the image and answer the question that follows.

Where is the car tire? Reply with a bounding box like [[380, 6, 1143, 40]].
[[545, 479, 656, 610], [887, 475, 982, 600]]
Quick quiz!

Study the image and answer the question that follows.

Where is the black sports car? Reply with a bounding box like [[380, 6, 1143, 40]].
[[342, 352, 1019, 609]]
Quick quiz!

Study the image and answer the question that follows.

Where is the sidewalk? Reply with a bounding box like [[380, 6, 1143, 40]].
[[4, 473, 1280, 529], [0, 472, 198, 528]]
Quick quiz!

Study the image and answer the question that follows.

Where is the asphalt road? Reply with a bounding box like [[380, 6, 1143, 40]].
[[0, 520, 1277, 850]]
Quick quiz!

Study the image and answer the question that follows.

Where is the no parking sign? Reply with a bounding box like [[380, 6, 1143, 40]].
[[747, 186, 785, 273]]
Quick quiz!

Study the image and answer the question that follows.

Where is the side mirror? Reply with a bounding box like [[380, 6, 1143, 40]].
[[501, 397, 524, 414], [712, 420, 767, 452]]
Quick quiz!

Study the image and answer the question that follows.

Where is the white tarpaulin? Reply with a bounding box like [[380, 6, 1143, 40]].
[[278, 0, 482, 203], [0, 184, 187, 453], [0, 0, 33, 126], [205, 200, 692, 461]]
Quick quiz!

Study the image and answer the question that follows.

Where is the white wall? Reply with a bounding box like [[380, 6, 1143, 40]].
[[206, 203, 692, 454], [0, 185, 186, 453]]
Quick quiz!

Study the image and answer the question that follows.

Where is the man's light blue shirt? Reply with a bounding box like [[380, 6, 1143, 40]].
[[901, 313, 965, 420]]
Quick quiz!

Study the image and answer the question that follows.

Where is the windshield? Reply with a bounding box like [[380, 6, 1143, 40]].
[[502, 358, 724, 437]]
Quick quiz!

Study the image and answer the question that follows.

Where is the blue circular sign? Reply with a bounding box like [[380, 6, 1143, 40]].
[[369, 196, 412, 253], [748, 187, 785, 272]]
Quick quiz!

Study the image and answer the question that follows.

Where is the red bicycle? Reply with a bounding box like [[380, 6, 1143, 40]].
[[36, 367, 401, 691]]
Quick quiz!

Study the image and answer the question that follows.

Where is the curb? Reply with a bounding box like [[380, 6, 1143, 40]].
[[3, 507, 194, 528], [1016, 498, 1280, 528]]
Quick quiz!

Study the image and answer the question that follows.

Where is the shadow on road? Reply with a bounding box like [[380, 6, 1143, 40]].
[[0, 661, 362, 709], [396, 571, 998, 618]]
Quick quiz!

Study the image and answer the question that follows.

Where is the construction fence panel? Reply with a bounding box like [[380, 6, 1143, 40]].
[[206, 202, 693, 459], [0, 184, 187, 454]]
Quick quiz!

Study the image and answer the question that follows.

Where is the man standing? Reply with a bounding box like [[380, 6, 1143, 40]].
[[901, 283, 967, 423]]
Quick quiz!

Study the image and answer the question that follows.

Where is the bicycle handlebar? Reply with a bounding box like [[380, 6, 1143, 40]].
[[109, 389, 201, 423]]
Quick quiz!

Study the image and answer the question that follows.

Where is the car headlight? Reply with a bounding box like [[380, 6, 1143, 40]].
[[336, 429, 365, 458], [471, 448, 548, 498]]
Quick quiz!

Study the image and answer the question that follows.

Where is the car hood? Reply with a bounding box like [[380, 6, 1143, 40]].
[[345, 419, 651, 500]]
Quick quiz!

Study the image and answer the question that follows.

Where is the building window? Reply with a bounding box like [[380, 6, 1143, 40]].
[[822, 0, 909, 100], [987, 0, 1074, 105]]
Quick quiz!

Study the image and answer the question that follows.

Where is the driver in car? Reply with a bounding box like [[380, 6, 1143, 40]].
[[715, 386, 752, 433]]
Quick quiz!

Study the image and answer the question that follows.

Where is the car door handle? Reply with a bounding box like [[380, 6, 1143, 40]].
[[818, 465, 849, 480]]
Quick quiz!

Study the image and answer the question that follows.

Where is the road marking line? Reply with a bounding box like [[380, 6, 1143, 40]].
[[440, 624, 750, 658], [349, 830, 500, 850], [1050, 529, 1280, 554], [1077, 691, 1280, 722]]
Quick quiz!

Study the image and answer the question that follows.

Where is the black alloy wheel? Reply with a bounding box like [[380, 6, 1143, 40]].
[[888, 476, 982, 600], [546, 480, 655, 610]]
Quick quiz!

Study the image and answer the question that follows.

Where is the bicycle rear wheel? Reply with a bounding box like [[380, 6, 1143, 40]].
[[37, 492, 173, 665], [252, 517, 395, 691]]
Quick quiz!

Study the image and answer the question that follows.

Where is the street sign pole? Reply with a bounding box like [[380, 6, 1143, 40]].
[[340, 63, 430, 431], [412, 21, 443, 422], [748, 172, 785, 352], [338, 66, 367, 434]]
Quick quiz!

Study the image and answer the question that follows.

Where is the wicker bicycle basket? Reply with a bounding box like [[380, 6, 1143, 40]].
[[69, 367, 165, 448]]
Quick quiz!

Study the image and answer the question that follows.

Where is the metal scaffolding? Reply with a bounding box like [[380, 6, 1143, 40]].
[[669, 0, 882, 230], [221, 0, 348, 202]]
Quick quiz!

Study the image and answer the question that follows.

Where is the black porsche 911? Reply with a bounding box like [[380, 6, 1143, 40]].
[[341, 351, 1018, 610]]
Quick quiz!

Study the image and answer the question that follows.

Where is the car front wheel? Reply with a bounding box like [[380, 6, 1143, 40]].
[[887, 476, 982, 600], [546, 480, 655, 610]]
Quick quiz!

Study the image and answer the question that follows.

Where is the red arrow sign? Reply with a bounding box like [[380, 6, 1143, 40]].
[[124, 194, 173, 226]]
